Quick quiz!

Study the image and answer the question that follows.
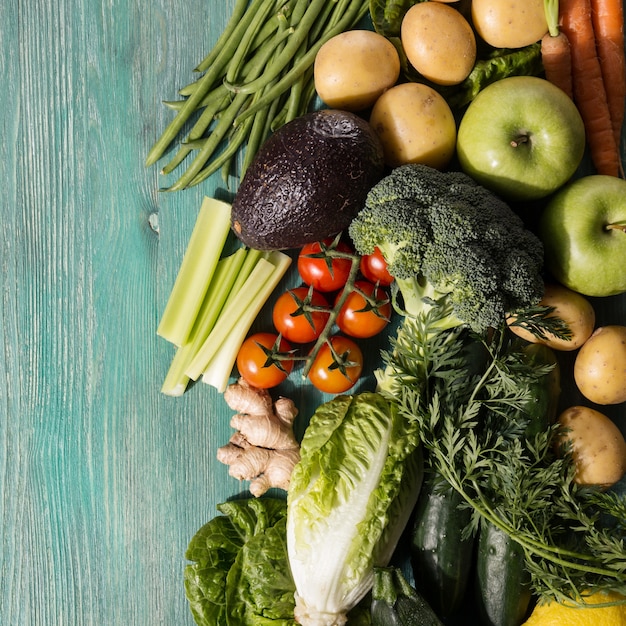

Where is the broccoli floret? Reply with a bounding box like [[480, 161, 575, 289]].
[[348, 163, 544, 334]]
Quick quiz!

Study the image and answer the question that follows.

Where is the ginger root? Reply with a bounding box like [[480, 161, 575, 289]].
[[217, 378, 300, 497]]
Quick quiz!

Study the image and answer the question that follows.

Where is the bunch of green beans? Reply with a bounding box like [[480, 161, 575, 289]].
[[146, 0, 370, 191]]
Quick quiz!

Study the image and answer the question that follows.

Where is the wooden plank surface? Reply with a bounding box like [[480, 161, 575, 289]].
[[1, 1, 625, 625], [2, 1, 237, 624]]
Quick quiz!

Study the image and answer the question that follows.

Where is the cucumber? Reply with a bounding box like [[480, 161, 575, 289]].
[[475, 521, 532, 626], [410, 472, 474, 618], [371, 567, 444, 626], [519, 343, 561, 436]]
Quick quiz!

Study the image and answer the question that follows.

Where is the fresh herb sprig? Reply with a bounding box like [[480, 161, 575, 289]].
[[383, 309, 626, 604]]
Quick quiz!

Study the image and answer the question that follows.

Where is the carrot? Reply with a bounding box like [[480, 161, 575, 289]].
[[541, 0, 574, 97], [590, 0, 625, 166], [541, 31, 574, 97], [560, 0, 621, 177]]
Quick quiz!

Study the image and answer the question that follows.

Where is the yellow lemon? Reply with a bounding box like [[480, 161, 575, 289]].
[[522, 591, 626, 626]]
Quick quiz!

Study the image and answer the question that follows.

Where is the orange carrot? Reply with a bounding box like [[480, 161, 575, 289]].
[[541, 30, 574, 98], [590, 0, 625, 163], [560, 0, 621, 176]]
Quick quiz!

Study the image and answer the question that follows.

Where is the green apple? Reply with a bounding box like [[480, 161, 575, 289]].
[[539, 175, 626, 297], [456, 76, 585, 201]]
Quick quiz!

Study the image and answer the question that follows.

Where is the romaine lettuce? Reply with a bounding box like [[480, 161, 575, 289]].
[[286, 392, 423, 626]]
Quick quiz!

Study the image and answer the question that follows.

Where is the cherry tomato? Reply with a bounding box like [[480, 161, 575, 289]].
[[360, 247, 394, 286], [236, 332, 293, 389], [335, 280, 392, 338], [307, 335, 363, 394], [297, 239, 355, 292], [272, 286, 331, 343]]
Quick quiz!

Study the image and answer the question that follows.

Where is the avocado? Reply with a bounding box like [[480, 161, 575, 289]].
[[231, 109, 385, 250]]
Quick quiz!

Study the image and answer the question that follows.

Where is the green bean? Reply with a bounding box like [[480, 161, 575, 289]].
[[163, 92, 251, 191], [242, 92, 282, 175], [239, 47, 287, 175], [145, 0, 275, 167], [194, 0, 257, 73], [163, 84, 229, 111], [235, 0, 368, 125], [178, 77, 203, 97], [147, 0, 370, 188], [161, 91, 231, 175], [225, 0, 278, 86], [163, 19, 284, 190], [309, 0, 350, 42], [184, 114, 256, 189], [223, 0, 328, 95]]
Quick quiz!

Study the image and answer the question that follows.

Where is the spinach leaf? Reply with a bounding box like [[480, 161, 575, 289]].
[[184, 497, 295, 626]]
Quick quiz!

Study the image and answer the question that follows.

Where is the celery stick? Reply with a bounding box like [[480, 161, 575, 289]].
[[185, 251, 292, 383], [227, 247, 264, 296], [157, 197, 232, 346], [201, 250, 293, 393], [185, 259, 276, 381], [160, 247, 247, 396]]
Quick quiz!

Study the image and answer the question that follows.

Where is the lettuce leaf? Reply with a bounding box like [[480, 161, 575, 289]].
[[286, 392, 423, 626]]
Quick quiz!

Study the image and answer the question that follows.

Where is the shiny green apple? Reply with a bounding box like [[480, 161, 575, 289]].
[[456, 76, 585, 201], [539, 175, 626, 297]]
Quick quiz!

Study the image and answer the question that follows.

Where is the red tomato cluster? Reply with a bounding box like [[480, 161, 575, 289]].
[[237, 238, 395, 393]]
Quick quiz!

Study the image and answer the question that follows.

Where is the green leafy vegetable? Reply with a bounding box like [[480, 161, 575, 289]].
[[348, 163, 626, 604], [184, 498, 296, 626], [286, 392, 424, 625]]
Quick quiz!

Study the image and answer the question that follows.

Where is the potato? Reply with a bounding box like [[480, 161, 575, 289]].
[[507, 283, 596, 351], [557, 406, 626, 487], [401, 1, 476, 86], [314, 30, 400, 111], [369, 82, 457, 169], [574, 325, 626, 404], [471, 0, 549, 48]]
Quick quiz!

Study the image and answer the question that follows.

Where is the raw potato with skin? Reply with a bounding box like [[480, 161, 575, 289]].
[[369, 82, 457, 168], [401, 1, 476, 85], [508, 282, 596, 351], [557, 405, 626, 487], [471, 0, 549, 48], [314, 30, 400, 112], [574, 325, 626, 404]]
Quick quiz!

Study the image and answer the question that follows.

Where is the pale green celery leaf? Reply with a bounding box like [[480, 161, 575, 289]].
[[184, 498, 292, 626], [287, 392, 423, 625]]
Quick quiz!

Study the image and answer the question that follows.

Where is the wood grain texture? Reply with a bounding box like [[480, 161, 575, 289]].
[[2, 1, 241, 624], [1, 1, 625, 625]]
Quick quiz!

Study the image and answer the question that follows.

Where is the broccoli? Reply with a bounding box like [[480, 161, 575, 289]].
[[348, 163, 545, 334]]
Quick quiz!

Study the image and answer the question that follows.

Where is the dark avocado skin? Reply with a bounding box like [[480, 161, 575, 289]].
[[231, 109, 385, 250]]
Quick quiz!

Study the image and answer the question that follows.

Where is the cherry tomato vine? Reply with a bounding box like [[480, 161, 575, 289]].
[[236, 234, 395, 393]]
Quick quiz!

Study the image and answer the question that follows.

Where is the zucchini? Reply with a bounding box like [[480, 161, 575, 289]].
[[475, 521, 532, 626], [371, 567, 444, 626], [410, 472, 474, 617]]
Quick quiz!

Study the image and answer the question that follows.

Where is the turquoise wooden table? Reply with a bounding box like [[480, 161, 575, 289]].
[[2, 1, 626, 625], [2, 1, 248, 624]]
